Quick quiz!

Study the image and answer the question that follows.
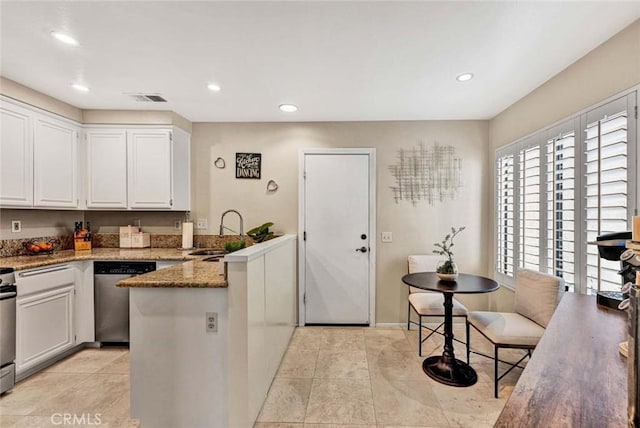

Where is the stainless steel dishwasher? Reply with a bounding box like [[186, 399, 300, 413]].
[[94, 261, 155, 343]]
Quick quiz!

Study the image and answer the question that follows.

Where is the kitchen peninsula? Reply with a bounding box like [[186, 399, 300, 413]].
[[119, 234, 297, 428]]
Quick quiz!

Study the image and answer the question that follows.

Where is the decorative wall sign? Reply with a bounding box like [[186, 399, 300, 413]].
[[389, 142, 462, 205], [235, 153, 261, 179]]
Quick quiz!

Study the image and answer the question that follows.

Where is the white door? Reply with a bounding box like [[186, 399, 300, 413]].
[[86, 129, 128, 208], [33, 116, 78, 207], [302, 151, 374, 324], [128, 130, 172, 209]]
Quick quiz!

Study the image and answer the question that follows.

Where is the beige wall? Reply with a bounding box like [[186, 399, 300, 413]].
[[487, 19, 640, 311], [0, 76, 192, 132], [191, 121, 490, 323], [0, 209, 80, 239], [490, 19, 640, 151], [83, 110, 192, 133], [0, 77, 83, 122]]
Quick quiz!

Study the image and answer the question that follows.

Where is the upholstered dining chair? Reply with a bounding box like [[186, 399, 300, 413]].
[[406, 255, 469, 357], [466, 268, 564, 398]]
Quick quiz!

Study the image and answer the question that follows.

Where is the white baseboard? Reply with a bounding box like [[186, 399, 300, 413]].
[[374, 322, 405, 328]]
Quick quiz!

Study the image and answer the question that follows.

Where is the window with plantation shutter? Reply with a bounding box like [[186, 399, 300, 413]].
[[496, 153, 515, 279], [546, 127, 577, 292], [519, 144, 542, 271], [584, 98, 631, 294], [494, 91, 637, 294]]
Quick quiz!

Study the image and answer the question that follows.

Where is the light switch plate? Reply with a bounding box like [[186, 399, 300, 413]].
[[381, 232, 392, 243], [11, 220, 21, 233], [196, 219, 208, 230]]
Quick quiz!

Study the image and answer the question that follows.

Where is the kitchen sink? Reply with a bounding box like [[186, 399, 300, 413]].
[[202, 256, 223, 262], [188, 249, 226, 256]]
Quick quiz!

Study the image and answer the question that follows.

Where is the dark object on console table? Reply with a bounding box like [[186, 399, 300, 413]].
[[591, 231, 632, 311], [597, 290, 625, 310], [495, 293, 626, 427]]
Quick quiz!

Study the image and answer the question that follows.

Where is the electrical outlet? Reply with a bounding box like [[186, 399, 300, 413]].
[[206, 312, 218, 333], [196, 219, 208, 230], [11, 220, 21, 233], [174, 221, 181, 230], [381, 232, 392, 242]]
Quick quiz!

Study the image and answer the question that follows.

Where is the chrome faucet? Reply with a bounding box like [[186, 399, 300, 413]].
[[219, 209, 244, 237]]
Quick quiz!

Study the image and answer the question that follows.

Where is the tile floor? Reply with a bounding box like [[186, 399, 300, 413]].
[[0, 325, 525, 428], [0, 346, 139, 428], [255, 325, 524, 428]]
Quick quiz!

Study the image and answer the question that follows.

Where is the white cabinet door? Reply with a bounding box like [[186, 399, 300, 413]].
[[33, 116, 78, 207], [86, 129, 128, 208], [0, 102, 33, 206], [73, 261, 94, 344], [16, 285, 75, 373], [128, 130, 172, 209], [16, 264, 77, 375], [171, 128, 191, 211]]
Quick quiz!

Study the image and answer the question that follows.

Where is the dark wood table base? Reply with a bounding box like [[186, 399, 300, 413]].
[[423, 356, 478, 387], [402, 272, 498, 389]]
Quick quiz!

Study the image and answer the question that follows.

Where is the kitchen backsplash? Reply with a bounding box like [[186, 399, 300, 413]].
[[0, 233, 254, 258]]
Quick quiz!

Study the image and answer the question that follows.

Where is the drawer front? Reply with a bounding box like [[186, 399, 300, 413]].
[[16, 265, 74, 296]]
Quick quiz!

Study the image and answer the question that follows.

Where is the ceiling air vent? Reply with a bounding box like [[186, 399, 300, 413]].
[[127, 93, 168, 103]]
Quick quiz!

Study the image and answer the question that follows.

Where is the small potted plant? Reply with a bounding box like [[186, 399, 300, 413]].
[[433, 226, 465, 281], [247, 222, 275, 243]]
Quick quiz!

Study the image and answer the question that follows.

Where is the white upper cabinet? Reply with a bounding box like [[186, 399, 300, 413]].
[[33, 116, 79, 208], [86, 129, 128, 209], [128, 130, 173, 209], [0, 101, 34, 206], [1, 98, 80, 209], [86, 127, 190, 211], [0, 97, 190, 211]]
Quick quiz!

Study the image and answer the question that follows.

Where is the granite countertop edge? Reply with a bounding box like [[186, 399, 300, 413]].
[[1, 248, 228, 288]]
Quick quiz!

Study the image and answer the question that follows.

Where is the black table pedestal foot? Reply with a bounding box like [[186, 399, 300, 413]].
[[422, 356, 478, 387]]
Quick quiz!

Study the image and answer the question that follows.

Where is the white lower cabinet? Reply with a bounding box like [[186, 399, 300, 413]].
[[16, 264, 76, 375]]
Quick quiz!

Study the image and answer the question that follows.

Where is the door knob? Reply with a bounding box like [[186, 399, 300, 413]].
[[356, 247, 368, 253]]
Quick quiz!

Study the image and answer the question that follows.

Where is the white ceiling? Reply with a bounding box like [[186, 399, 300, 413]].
[[1, 1, 639, 122]]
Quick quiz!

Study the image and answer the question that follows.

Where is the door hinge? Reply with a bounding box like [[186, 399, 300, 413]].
[[303, 231, 306, 241], [635, 105, 638, 119], [169, 132, 173, 142], [303, 293, 306, 304], [169, 199, 173, 206], [303, 170, 306, 179]]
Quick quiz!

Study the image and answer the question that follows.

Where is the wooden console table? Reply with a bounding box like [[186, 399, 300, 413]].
[[495, 293, 628, 427]]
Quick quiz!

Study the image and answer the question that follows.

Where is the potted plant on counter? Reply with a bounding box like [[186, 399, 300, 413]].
[[247, 222, 275, 243]]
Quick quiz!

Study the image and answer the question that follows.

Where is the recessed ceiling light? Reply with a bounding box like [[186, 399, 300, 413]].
[[72, 83, 89, 92], [279, 104, 298, 113], [456, 72, 474, 82], [51, 31, 79, 46], [207, 83, 221, 92]]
